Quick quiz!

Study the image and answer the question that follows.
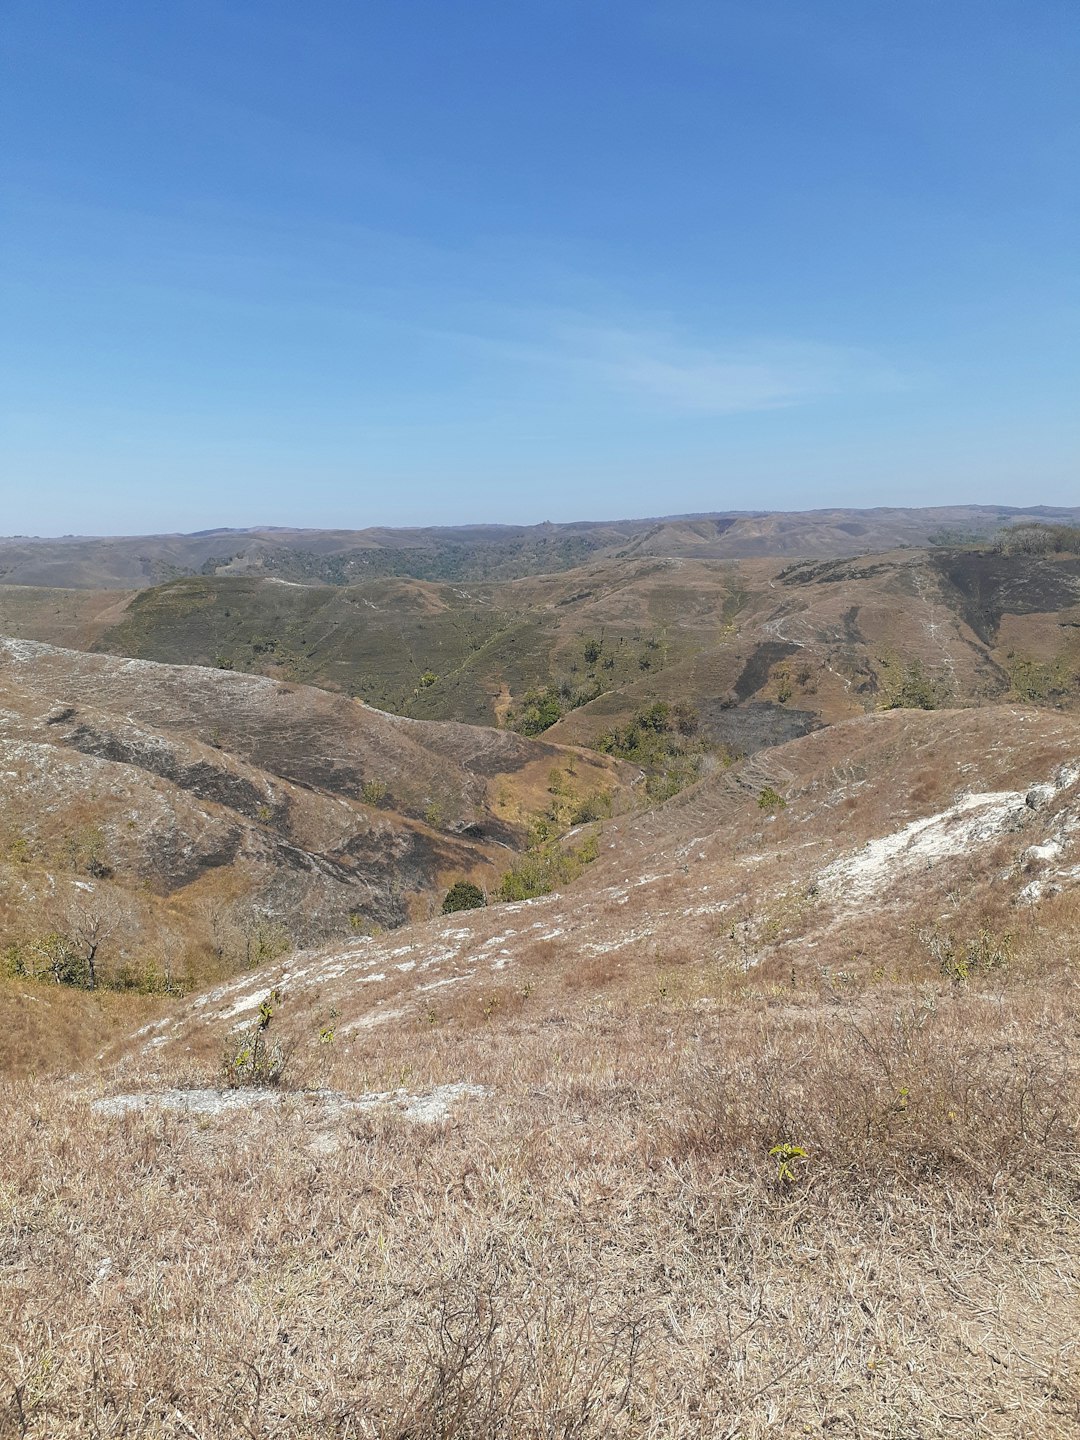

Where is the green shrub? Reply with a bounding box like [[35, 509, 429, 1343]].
[[441, 880, 487, 914], [881, 657, 949, 711], [570, 789, 614, 824], [594, 704, 709, 802], [496, 834, 600, 903], [758, 786, 787, 811], [510, 686, 564, 736], [224, 989, 290, 1088]]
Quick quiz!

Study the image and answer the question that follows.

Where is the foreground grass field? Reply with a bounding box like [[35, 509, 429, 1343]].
[[3, 949, 1078, 1438], [4, 697, 1080, 1436]]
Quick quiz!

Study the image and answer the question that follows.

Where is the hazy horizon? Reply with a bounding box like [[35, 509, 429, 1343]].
[[4, 498, 1080, 546]]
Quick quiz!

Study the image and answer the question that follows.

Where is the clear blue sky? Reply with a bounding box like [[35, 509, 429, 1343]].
[[2, 0, 1077, 535]]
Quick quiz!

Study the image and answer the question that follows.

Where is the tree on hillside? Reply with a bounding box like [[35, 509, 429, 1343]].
[[59, 893, 121, 990], [31, 892, 120, 989], [441, 880, 487, 914]]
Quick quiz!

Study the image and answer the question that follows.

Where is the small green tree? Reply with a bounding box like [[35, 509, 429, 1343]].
[[441, 880, 487, 914], [225, 989, 290, 1087], [510, 686, 564, 736]]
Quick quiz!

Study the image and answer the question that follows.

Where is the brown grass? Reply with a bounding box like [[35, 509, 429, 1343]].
[[0, 980, 167, 1079], [3, 704, 1080, 1434], [2, 958, 1078, 1439]]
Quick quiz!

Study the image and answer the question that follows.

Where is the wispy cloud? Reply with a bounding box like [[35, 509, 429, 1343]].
[[444, 313, 903, 415]]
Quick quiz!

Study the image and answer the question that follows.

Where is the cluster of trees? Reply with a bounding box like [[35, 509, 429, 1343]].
[[594, 700, 699, 752], [593, 701, 708, 804], [880, 657, 951, 711], [993, 523, 1080, 556], [507, 681, 603, 737], [1, 892, 185, 994]]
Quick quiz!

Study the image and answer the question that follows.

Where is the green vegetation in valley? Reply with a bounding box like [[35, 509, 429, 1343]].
[[1004, 652, 1078, 704], [878, 655, 952, 711], [95, 575, 528, 723], [593, 700, 717, 802], [495, 832, 601, 902]]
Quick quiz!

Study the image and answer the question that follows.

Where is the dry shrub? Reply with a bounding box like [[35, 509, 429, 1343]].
[[666, 992, 1078, 1203]]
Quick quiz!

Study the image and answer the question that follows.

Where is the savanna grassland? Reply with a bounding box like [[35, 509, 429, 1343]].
[[2, 518, 1080, 1437]]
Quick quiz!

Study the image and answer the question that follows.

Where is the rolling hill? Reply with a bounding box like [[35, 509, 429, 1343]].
[[3, 517, 1080, 1436], [0, 637, 633, 1005], [6, 701, 1074, 1438], [3, 503, 1080, 588], [21, 541, 1072, 755]]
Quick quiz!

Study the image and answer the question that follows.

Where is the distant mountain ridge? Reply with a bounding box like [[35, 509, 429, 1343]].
[[2, 505, 1079, 589]]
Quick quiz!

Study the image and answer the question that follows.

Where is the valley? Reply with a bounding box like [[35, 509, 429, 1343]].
[[2, 511, 1079, 1437]]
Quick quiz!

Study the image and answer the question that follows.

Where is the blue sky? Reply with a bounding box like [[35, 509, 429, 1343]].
[[2, 0, 1077, 535]]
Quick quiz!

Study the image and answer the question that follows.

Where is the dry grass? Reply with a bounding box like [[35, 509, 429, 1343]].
[[2, 962, 1078, 1438], [0, 980, 167, 1080], [3, 703, 1080, 1434]]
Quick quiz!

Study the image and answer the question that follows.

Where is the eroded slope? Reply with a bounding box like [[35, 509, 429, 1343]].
[[119, 705, 1080, 1066], [0, 637, 632, 994]]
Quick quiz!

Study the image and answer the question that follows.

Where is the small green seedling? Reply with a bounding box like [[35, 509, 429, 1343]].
[[768, 1142, 807, 1184]]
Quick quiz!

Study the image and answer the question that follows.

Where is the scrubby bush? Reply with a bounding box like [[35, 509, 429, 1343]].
[[509, 686, 564, 736], [994, 522, 1080, 555], [672, 701, 700, 736], [508, 680, 603, 736], [224, 989, 290, 1087], [441, 880, 487, 914], [594, 702, 710, 801], [496, 834, 599, 902], [570, 789, 614, 824], [881, 657, 950, 711], [1006, 653, 1076, 704]]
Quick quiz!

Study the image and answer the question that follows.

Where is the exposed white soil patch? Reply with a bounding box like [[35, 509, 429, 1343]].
[[92, 1082, 487, 1124], [819, 789, 1030, 903], [819, 761, 1080, 908]]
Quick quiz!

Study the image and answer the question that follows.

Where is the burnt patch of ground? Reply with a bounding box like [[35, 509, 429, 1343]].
[[732, 642, 799, 701], [841, 605, 864, 644], [840, 656, 880, 698], [142, 824, 245, 892], [699, 699, 820, 755], [777, 558, 895, 586], [451, 817, 519, 848], [930, 550, 1080, 644], [448, 739, 557, 779], [325, 826, 487, 924], [63, 724, 290, 828]]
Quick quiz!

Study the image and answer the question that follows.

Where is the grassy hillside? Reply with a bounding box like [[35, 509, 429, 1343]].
[[4, 705, 1078, 1435], [3, 538, 1080, 1433], [79, 546, 1080, 756], [0, 638, 634, 1015]]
